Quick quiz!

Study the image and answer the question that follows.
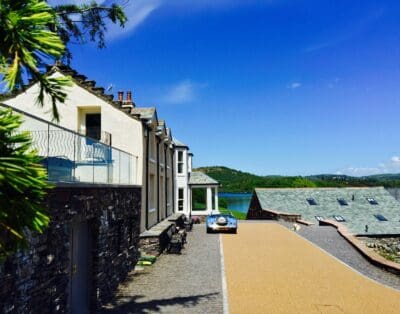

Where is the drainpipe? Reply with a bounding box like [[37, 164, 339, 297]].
[[156, 137, 160, 223], [145, 125, 150, 230], [171, 148, 175, 213], [164, 144, 168, 218]]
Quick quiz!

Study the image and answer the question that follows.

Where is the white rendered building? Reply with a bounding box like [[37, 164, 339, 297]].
[[174, 138, 219, 217]]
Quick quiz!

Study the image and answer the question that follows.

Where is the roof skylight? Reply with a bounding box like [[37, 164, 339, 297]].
[[374, 214, 388, 221], [337, 198, 348, 206], [367, 198, 378, 205], [307, 198, 318, 205], [334, 215, 346, 222]]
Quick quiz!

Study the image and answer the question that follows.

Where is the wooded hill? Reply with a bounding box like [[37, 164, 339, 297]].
[[195, 166, 400, 193]]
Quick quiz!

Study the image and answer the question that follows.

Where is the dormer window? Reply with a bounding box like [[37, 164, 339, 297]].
[[178, 151, 184, 174], [85, 113, 101, 141]]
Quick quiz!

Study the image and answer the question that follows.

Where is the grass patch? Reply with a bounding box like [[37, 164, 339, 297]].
[[219, 207, 247, 220]]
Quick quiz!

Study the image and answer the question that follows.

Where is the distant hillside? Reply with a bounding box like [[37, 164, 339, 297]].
[[194, 166, 400, 193]]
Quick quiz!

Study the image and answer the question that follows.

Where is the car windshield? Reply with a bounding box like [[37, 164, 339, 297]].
[[209, 214, 233, 219]]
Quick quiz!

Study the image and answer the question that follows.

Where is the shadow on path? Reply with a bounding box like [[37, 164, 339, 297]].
[[100, 292, 220, 314]]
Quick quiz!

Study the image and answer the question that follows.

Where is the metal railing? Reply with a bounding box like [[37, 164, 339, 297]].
[[1, 103, 138, 185]]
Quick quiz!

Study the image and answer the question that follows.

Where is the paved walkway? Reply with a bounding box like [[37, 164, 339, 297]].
[[222, 222, 400, 314], [101, 224, 223, 314]]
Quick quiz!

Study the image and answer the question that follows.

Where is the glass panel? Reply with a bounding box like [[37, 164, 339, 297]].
[[374, 214, 387, 221], [93, 141, 111, 183], [47, 124, 76, 182], [337, 198, 348, 206], [367, 198, 378, 205], [119, 151, 130, 184], [307, 198, 318, 205], [111, 148, 121, 184], [75, 136, 95, 183], [4, 105, 137, 185]]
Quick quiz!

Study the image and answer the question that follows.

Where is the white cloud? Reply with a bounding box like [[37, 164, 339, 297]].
[[106, 0, 161, 40], [49, 0, 281, 40], [163, 80, 198, 104], [288, 82, 302, 89], [339, 155, 400, 176], [305, 8, 384, 53]]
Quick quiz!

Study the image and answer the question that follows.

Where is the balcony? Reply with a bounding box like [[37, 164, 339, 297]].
[[3, 104, 138, 185]]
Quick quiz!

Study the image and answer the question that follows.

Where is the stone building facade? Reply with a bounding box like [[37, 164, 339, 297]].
[[0, 184, 141, 313]]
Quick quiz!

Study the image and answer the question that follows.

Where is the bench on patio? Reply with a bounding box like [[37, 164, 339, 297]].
[[139, 213, 188, 256]]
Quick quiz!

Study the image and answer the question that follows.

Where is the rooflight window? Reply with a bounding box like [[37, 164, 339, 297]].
[[334, 215, 346, 222], [374, 214, 387, 221], [337, 198, 348, 206], [315, 216, 324, 221], [307, 198, 318, 206], [367, 198, 378, 205]]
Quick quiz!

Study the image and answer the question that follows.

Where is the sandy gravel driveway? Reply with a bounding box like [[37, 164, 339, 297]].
[[222, 222, 400, 314]]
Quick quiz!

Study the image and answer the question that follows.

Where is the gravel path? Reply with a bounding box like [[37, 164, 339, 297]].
[[223, 222, 400, 314], [101, 224, 223, 314], [279, 222, 400, 290]]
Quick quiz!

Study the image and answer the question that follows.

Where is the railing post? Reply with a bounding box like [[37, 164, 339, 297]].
[[72, 133, 76, 182], [92, 142, 95, 183], [47, 123, 50, 175], [119, 150, 121, 184]]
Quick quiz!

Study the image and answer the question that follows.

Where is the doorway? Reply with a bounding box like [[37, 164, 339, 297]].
[[70, 219, 93, 314]]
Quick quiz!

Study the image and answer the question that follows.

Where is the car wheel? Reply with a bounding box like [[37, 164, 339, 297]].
[[232, 228, 237, 234], [206, 227, 212, 233]]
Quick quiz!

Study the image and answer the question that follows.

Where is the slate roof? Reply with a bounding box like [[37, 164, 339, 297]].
[[253, 187, 400, 235], [173, 137, 189, 148], [189, 172, 219, 186], [130, 107, 156, 120]]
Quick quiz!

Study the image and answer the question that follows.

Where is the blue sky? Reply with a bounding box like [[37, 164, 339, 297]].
[[58, 0, 400, 176]]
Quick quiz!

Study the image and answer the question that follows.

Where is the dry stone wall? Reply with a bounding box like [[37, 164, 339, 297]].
[[0, 184, 141, 313]]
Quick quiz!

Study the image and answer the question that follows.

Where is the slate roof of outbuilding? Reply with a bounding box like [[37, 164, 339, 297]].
[[253, 187, 400, 235], [189, 172, 219, 186]]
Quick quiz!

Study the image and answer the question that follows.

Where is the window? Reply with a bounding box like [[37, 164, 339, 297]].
[[374, 214, 387, 221], [334, 215, 346, 222], [85, 113, 101, 140], [337, 198, 348, 206], [367, 198, 378, 205], [149, 174, 155, 211], [178, 151, 184, 174], [315, 216, 324, 221], [178, 188, 184, 211], [307, 198, 318, 205]]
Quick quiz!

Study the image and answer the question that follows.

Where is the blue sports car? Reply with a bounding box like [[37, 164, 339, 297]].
[[206, 213, 237, 234]]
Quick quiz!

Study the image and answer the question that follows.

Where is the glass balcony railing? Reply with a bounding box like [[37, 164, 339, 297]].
[[2, 104, 138, 185]]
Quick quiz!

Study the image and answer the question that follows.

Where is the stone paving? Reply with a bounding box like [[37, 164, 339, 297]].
[[101, 224, 223, 314], [279, 221, 400, 290]]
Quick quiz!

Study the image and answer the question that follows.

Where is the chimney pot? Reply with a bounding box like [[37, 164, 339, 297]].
[[118, 90, 123, 102], [126, 91, 132, 102]]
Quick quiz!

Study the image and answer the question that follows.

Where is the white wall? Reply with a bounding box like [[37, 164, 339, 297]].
[[175, 147, 191, 215], [4, 71, 143, 185]]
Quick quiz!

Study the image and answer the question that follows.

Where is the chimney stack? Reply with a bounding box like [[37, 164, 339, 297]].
[[126, 91, 132, 102], [118, 90, 124, 102]]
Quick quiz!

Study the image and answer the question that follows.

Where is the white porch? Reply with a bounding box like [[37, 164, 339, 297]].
[[188, 172, 220, 216]]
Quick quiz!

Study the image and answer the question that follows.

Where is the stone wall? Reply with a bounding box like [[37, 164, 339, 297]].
[[0, 184, 141, 313]]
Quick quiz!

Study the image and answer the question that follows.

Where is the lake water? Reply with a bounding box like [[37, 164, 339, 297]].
[[219, 192, 252, 213]]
